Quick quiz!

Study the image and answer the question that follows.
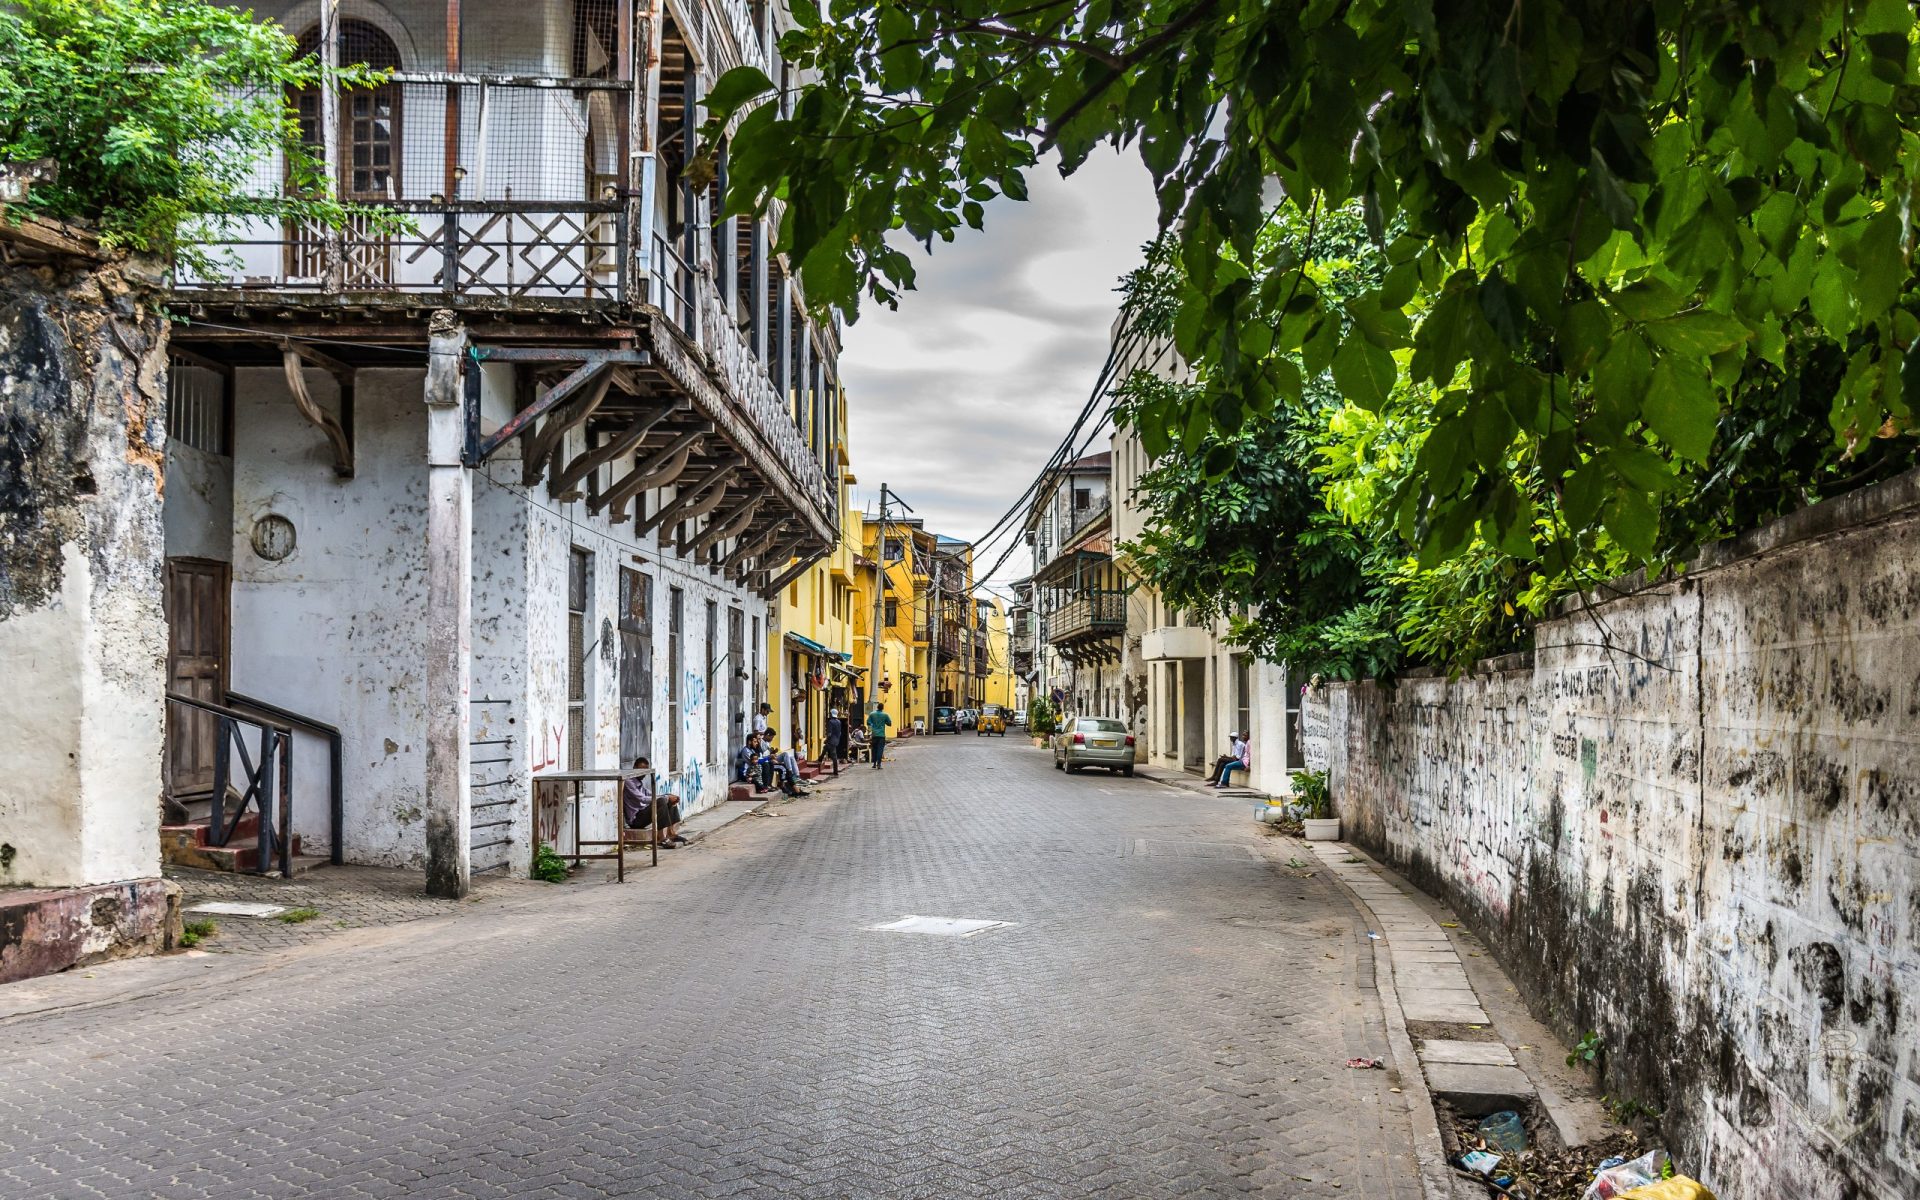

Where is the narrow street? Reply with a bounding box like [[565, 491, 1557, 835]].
[[0, 737, 1420, 1199]]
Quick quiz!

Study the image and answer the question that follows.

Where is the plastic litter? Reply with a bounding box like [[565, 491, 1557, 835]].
[[1477, 1110, 1528, 1153], [1459, 1150, 1501, 1175], [1581, 1151, 1669, 1200], [1617, 1179, 1716, 1200], [1344, 1057, 1385, 1069]]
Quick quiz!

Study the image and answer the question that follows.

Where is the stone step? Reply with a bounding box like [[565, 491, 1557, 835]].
[[162, 824, 303, 873]]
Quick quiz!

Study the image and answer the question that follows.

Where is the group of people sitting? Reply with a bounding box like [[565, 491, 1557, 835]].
[[732, 728, 814, 798]]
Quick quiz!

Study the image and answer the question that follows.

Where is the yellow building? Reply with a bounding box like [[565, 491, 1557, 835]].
[[764, 392, 862, 762], [853, 513, 926, 733], [979, 598, 1017, 711]]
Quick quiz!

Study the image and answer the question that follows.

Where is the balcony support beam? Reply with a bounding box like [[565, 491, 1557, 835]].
[[595, 424, 709, 519], [652, 462, 741, 546], [687, 493, 763, 558], [548, 398, 685, 499], [750, 221, 768, 362], [724, 520, 786, 573], [638, 460, 741, 537], [521, 364, 615, 486]]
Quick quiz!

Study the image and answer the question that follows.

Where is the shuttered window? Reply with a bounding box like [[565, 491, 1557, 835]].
[[567, 548, 590, 770]]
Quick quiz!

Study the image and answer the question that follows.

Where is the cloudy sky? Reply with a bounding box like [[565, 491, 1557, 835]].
[[838, 149, 1160, 588]]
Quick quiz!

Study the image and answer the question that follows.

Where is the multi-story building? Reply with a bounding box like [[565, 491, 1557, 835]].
[[1107, 324, 1300, 790], [151, 0, 843, 891], [771, 465, 863, 763], [1021, 452, 1129, 721]]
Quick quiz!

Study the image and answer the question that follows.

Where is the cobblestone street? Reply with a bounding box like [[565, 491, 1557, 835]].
[[0, 737, 1423, 1199]]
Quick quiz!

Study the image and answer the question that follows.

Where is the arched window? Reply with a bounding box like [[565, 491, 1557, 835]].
[[294, 20, 403, 201]]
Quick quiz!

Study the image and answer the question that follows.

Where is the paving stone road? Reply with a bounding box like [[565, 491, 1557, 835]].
[[0, 736, 1423, 1199]]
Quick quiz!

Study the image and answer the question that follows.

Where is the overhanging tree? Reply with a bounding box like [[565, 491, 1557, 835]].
[[703, 0, 1920, 585]]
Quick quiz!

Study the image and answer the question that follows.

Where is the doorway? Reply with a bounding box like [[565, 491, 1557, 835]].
[[164, 558, 230, 801], [618, 568, 653, 764], [1180, 662, 1206, 772]]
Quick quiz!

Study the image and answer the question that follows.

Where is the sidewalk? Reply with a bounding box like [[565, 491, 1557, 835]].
[[1300, 839, 1619, 1198]]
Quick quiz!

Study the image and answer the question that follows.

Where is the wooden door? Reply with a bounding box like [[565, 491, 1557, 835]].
[[619, 568, 653, 764], [165, 558, 230, 799]]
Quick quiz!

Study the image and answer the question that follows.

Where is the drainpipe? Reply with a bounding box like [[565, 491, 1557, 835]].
[[424, 312, 472, 899]]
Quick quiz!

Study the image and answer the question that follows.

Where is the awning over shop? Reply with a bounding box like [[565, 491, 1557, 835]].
[[826, 660, 865, 680], [784, 631, 849, 659]]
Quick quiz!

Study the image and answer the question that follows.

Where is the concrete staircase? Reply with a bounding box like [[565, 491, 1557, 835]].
[[161, 804, 325, 876]]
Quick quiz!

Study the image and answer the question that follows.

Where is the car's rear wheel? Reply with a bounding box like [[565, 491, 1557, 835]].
[[1123, 765, 1135, 777], [1054, 758, 1064, 770]]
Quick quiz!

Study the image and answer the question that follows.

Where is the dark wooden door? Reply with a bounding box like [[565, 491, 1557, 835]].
[[619, 568, 653, 764], [165, 558, 230, 799]]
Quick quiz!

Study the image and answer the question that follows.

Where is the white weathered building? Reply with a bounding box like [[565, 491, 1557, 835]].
[[1104, 326, 1303, 792], [151, 0, 842, 893]]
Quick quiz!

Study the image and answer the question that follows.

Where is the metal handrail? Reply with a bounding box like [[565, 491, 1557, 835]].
[[164, 692, 292, 877], [227, 691, 344, 867]]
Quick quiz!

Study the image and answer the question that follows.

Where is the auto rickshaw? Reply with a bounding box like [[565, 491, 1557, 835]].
[[976, 704, 1008, 736]]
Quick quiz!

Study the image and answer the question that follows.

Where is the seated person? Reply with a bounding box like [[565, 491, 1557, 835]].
[[623, 757, 684, 846], [733, 732, 762, 784], [1206, 733, 1251, 787], [778, 737, 811, 796], [756, 727, 806, 797], [847, 723, 871, 761]]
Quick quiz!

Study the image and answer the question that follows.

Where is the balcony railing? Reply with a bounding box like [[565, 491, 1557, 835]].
[[1048, 591, 1126, 644], [177, 74, 637, 302]]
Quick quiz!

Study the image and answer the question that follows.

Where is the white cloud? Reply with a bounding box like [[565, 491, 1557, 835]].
[[840, 147, 1159, 586]]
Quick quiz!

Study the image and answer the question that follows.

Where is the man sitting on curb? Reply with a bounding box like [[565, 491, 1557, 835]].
[[623, 757, 685, 847], [758, 727, 806, 796]]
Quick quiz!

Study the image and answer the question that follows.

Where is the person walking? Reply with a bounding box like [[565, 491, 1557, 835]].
[[866, 702, 893, 769], [823, 707, 846, 776]]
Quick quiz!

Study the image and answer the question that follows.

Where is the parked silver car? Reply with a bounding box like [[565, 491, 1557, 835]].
[[1053, 717, 1136, 776]]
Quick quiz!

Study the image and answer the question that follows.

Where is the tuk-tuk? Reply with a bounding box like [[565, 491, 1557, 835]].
[[976, 704, 1008, 736]]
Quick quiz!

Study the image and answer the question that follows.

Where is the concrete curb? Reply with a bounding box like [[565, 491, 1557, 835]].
[[1309, 839, 1472, 1200]]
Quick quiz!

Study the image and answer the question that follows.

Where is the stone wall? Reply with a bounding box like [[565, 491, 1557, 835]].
[[1312, 469, 1920, 1200]]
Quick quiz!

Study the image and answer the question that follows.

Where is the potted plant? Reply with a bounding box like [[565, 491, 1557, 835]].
[[1292, 769, 1339, 840], [1027, 696, 1058, 746]]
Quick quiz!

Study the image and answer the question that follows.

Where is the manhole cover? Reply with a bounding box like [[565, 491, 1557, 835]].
[[184, 901, 288, 918], [869, 915, 1015, 938]]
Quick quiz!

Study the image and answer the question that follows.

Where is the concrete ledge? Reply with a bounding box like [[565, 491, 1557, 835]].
[[0, 878, 182, 985]]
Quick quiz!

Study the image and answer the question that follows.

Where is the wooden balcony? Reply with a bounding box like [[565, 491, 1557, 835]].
[[1047, 591, 1126, 663]]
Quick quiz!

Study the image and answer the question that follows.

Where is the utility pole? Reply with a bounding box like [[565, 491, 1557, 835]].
[[928, 553, 943, 727], [868, 484, 888, 717]]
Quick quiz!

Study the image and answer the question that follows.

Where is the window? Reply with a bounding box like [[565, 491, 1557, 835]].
[[883, 537, 904, 562], [1233, 655, 1251, 742], [294, 21, 402, 201], [167, 356, 230, 455], [668, 586, 684, 771], [705, 600, 718, 763], [727, 607, 745, 741], [1073, 487, 1091, 511], [1078, 718, 1126, 733], [567, 548, 591, 770], [885, 599, 898, 628]]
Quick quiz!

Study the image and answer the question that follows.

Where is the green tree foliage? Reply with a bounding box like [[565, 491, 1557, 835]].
[[705, 0, 1920, 587], [0, 0, 390, 268]]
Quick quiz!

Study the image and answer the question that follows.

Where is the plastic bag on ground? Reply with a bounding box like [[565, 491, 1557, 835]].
[[1580, 1151, 1667, 1200], [1617, 1179, 1716, 1200]]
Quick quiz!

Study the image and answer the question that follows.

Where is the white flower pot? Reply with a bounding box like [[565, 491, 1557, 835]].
[[1303, 817, 1341, 841]]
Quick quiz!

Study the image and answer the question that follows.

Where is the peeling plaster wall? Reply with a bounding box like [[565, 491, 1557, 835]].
[[1317, 475, 1920, 1200], [0, 256, 167, 888], [229, 367, 430, 868], [476, 425, 764, 876]]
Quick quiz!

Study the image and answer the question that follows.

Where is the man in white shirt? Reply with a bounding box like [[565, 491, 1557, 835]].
[[1207, 732, 1251, 787]]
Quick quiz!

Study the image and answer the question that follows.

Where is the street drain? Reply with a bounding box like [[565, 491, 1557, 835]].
[[869, 915, 1015, 938]]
